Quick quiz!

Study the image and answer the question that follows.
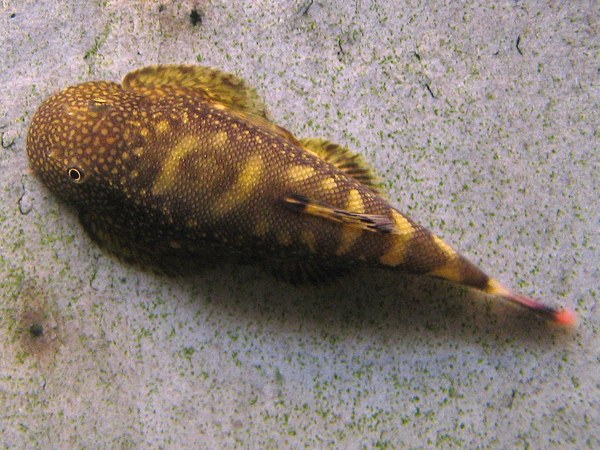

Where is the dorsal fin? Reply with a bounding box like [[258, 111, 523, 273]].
[[284, 194, 404, 234], [122, 65, 269, 119], [300, 138, 384, 195]]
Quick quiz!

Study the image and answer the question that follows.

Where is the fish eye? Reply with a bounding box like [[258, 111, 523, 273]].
[[67, 167, 84, 183]]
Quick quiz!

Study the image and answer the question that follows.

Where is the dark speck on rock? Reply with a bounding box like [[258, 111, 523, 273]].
[[30, 323, 44, 338], [190, 8, 203, 26]]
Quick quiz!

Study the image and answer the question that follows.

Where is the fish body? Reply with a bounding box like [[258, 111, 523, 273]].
[[27, 65, 575, 325]]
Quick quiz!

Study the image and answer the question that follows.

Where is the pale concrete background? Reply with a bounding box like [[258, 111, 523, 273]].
[[1, 0, 598, 448]]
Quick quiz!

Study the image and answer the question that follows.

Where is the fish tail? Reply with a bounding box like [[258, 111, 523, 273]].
[[483, 278, 577, 326], [378, 212, 576, 326], [428, 252, 577, 326]]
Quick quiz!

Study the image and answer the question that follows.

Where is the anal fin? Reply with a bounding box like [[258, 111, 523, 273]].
[[284, 194, 399, 234]]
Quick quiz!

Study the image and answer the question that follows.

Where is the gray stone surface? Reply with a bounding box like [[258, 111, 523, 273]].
[[1, 0, 598, 448]]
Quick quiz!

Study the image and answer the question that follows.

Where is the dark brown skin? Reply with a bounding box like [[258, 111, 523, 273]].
[[26, 65, 576, 325]]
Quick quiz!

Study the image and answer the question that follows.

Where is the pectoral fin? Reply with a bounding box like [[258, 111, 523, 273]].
[[123, 65, 300, 144], [283, 194, 399, 234], [79, 210, 207, 275]]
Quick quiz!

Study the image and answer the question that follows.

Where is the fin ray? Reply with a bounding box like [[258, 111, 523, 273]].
[[300, 138, 384, 194]]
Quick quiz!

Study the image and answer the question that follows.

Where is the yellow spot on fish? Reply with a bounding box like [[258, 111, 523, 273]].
[[432, 234, 457, 259], [152, 135, 199, 195], [345, 189, 364, 214], [379, 211, 415, 266], [235, 154, 263, 196], [427, 235, 459, 280], [429, 262, 462, 283], [287, 165, 316, 183], [320, 177, 337, 193], [214, 154, 263, 216], [336, 189, 365, 255], [211, 130, 229, 148]]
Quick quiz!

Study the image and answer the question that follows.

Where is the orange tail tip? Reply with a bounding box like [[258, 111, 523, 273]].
[[485, 279, 577, 327]]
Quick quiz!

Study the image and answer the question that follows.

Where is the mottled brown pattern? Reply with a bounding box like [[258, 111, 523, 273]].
[[26, 65, 575, 325]]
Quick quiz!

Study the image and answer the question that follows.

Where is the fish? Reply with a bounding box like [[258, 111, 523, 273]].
[[26, 65, 576, 326]]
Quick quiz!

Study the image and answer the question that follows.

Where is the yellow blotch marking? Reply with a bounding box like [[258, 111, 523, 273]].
[[211, 130, 229, 148], [320, 177, 337, 193], [379, 211, 415, 266], [427, 235, 460, 281], [287, 165, 316, 183], [345, 189, 365, 214], [431, 234, 457, 259], [213, 154, 264, 216], [484, 278, 511, 297], [152, 135, 199, 195], [336, 189, 365, 255], [429, 263, 462, 283]]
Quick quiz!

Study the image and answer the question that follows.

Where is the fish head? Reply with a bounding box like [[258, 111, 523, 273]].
[[27, 81, 144, 209]]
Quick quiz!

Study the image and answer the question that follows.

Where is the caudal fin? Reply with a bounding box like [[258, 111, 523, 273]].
[[380, 220, 578, 327], [485, 279, 577, 326]]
